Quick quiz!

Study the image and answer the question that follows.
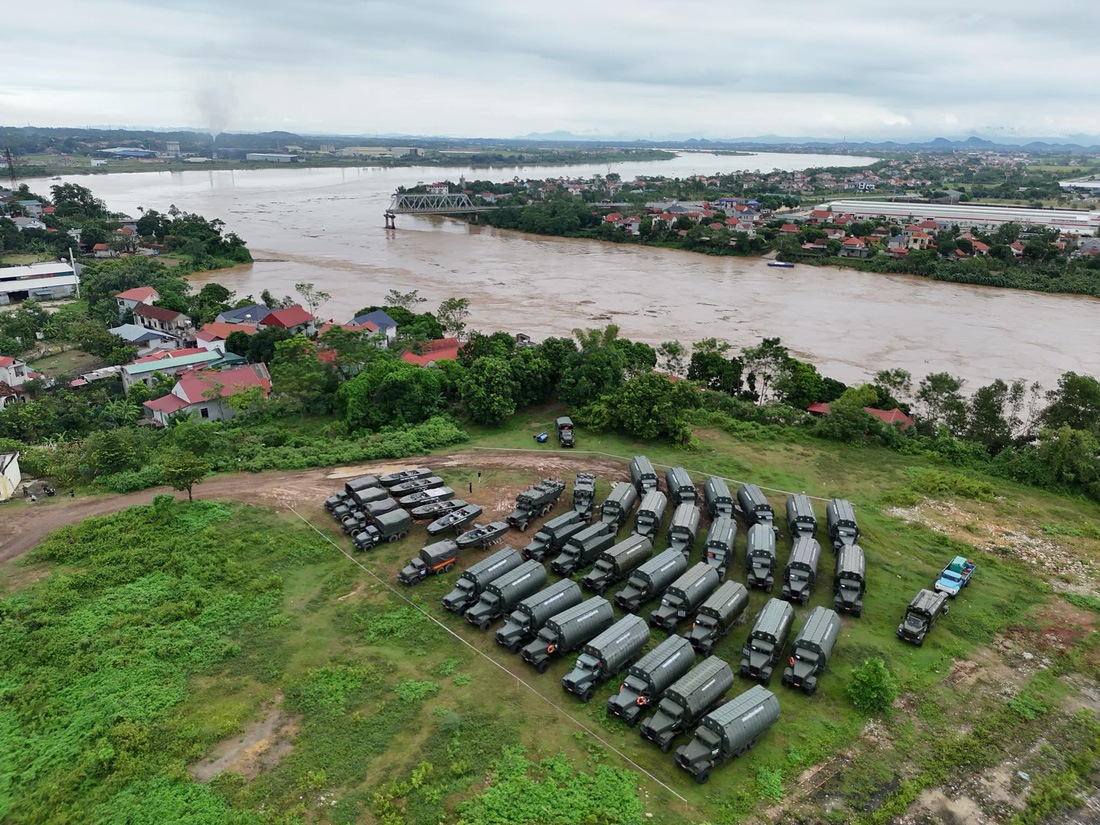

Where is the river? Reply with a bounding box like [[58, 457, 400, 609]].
[[46, 152, 1100, 387]]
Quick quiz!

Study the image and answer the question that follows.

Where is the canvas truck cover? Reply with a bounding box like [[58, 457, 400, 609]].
[[541, 597, 615, 650], [698, 580, 749, 623], [668, 503, 702, 547], [600, 482, 639, 526], [664, 656, 735, 718], [704, 477, 735, 518], [785, 494, 817, 538], [480, 560, 548, 606], [751, 598, 796, 645], [701, 686, 781, 752], [737, 484, 774, 525], [630, 455, 660, 494], [579, 614, 651, 672], [665, 467, 697, 505], [705, 516, 737, 555], [792, 606, 841, 657], [633, 490, 668, 537], [787, 537, 822, 575], [345, 475, 381, 495]]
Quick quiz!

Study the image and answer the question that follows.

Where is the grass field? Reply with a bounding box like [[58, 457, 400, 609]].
[[0, 253, 50, 266], [27, 347, 104, 377], [1, 415, 1097, 824]]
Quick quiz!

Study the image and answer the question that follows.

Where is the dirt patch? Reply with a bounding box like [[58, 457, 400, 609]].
[[912, 787, 991, 824], [337, 582, 366, 602], [190, 694, 299, 782]]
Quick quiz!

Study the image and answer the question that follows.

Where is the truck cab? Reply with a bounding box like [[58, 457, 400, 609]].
[[934, 556, 976, 598], [556, 416, 575, 448]]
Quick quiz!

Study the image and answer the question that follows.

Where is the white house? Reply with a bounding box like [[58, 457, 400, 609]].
[[143, 364, 272, 426], [115, 286, 160, 316], [0, 356, 28, 410], [133, 304, 195, 344], [0, 451, 20, 502]]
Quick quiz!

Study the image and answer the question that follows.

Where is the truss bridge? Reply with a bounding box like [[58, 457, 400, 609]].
[[385, 192, 500, 227]]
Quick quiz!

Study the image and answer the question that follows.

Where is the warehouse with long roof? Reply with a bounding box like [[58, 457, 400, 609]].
[[820, 200, 1100, 235]]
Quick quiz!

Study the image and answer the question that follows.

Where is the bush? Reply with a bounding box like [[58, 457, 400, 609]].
[[94, 465, 167, 493], [848, 658, 899, 713], [394, 680, 440, 702]]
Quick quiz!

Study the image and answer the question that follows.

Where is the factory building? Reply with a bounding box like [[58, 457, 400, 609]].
[[821, 200, 1100, 235]]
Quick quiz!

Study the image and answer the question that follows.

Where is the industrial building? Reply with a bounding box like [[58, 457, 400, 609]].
[[0, 262, 80, 305], [820, 200, 1100, 235], [245, 153, 299, 163]]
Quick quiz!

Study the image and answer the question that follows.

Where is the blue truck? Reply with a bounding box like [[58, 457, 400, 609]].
[[934, 556, 976, 598]]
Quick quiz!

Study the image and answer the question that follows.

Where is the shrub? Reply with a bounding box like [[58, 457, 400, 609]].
[[94, 465, 167, 493], [1064, 594, 1100, 613], [756, 766, 784, 800], [394, 680, 440, 702], [848, 658, 899, 713]]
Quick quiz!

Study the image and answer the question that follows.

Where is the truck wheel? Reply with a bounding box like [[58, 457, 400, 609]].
[[388, 534, 399, 543], [916, 637, 924, 647], [800, 593, 809, 606], [765, 583, 773, 593], [536, 660, 549, 674], [479, 618, 491, 632], [854, 608, 862, 618], [627, 716, 639, 728], [580, 687, 593, 702], [762, 672, 772, 686], [807, 683, 817, 696], [397, 531, 408, 541], [660, 738, 672, 754], [694, 769, 710, 785], [519, 521, 529, 532]]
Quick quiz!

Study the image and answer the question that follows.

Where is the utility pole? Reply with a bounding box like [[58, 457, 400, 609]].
[[4, 148, 15, 186]]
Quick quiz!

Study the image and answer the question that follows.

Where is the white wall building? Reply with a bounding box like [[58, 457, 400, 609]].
[[0, 262, 80, 305], [0, 452, 20, 502], [821, 200, 1100, 236]]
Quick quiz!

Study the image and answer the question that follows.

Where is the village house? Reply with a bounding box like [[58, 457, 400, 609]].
[[114, 286, 160, 316], [119, 348, 227, 392], [908, 231, 933, 251], [839, 237, 870, 258], [108, 323, 180, 354], [215, 303, 273, 325], [349, 309, 399, 347], [399, 337, 461, 367], [258, 305, 315, 336], [134, 303, 196, 345], [0, 356, 29, 410], [142, 363, 272, 426]]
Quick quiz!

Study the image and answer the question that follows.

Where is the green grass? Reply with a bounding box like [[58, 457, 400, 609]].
[[0, 253, 49, 266], [27, 347, 103, 377]]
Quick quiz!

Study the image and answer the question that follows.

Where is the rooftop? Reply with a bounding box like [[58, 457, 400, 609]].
[[115, 286, 159, 302]]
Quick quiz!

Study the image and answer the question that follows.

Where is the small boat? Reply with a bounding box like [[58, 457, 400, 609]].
[[389, 475, 446, 495], [456, 521, 510, 550], [379, 467, 432, 487], [399, 487, 456, 508], [411, 498, 469, 520], [767, 261, 795, 269], [427, 504, 484, 536]]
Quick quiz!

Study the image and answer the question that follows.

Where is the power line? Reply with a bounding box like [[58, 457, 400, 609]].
[[288, 506, 689, 804]]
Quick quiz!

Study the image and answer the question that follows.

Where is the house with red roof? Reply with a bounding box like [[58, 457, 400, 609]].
[[115, 286, 160, 315], [258, 305, 315, 335], [908, 231, 933, 251], [807, 402, 914, 430], [838, 237, 870, 258], [92, 243, 115, 259], [400, 337, 461, 367], [779, 223, 801, 234], [970, 240, 990, 256], [143, 363, 272, 426], [134, 303, 195, 344]]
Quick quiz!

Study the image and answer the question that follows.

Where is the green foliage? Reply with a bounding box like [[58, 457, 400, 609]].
[[453, 673, 472, 686], [460, 356, 517, 424], [1064, 593, 1100, 613], [95, 465, 167, 493], [579, 371, 700, 444], [286, 664, 375, 719], [394, 680, 440, 702], [160, 448, 211, 502], [1006, 694, 1047, 721], [436, 658, 460, 676], [270, 337, 336, 415], [340, 357, 446, 431], [902, 467, 996, 501], [847, 658, 899, 713], [756, 766, 784, 801]]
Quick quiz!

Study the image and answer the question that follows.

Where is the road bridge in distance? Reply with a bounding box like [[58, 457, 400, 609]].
[[385, 192, 500, 227]]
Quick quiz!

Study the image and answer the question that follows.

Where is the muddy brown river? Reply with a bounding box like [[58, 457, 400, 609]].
[[48, 152, 1100, 387]]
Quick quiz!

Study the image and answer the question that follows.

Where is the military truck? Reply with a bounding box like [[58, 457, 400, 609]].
[[398, 486, 455, 508], [702, 516, 737, 580], [614, 549, 689, 613], [606, 634, 696, 726], [630, 455, 660, 496], [550, 521, 616, 577], [582, 535, 653, 595], [426, 503, 483, 536], [745, 524, 778, 592], [362, 497, 402, 523], [665, 467, 697, 506], [521, 597, 614, 673], [325, 474, 380, 511], [562, 615, 650, 702], [410, 498, 469, 521], [456, 521, 510, 551], [704, 477, 735, 519], [896, 589, 949, 646], [833, 544, 867, 617], [389, 475, 446, 496], [496, 579, 583, 653], [350, 485, 390, 507], [667, 503, 702, 557], [522, 510, 586, 563], [600, 482, 639, 529], [740, 599, 796, 685], [737, 484, 776, 531], [330, 499, 359, 522], [782, 537, 822, 606], [397, 540, 459, 585], [688, 580, 749, 656], [650, 563, 721, 632], [786, 494, 818, 539], [464, 560, 548, 630], [782, 607, 841, 694], [556, 416, 575, 448], [351, 509, 413, 551], [441, 547, 524, 614], [674, 686, 780, 784], [573, 472, 597, 521], [934, 556, 976, 598], [633, 490, 668, 541], [380, 467, 432, 488], [506, 479, 566, 531], [826, 498, 860, 552], [638, 656, 734, 752]]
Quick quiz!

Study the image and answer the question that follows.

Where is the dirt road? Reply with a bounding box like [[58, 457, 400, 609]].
[[0, 451, 631, 565]]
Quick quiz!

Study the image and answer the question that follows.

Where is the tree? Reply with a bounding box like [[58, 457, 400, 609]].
[[1041, 372, 1100, 434], [657, 340, 687, 376], [535, 337, 578, 384], [437, 297, 470, 338], [460, 357, 517, 424], [197, 282, 233, 306], [90, 430, 138, 476], [873, 369, 912, 407], [295, 282, 331, 319], [916, 372, 967, 434], [741, 338, 790, 404], [688, 341, 742, 395], [557, 346, 624, 407], [601, 372, 700, 444], [224, 330, 251, 358], [847, 658, 898, 713], [339, 359, 445, 431], [385, 289, 426, 310], [610, 338, 656, 379], [161, 449, 211, 503], [50, 183, 106, 218], [778, 359, 826, 410], [1037, 426, 1100, 495], [269, 338, 333, 415], [509, 348, 554, 407], [966, 379, 1030, 455], [247, 326, 293, 364]]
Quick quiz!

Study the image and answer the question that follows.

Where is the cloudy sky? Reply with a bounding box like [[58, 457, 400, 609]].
[[6, 0, 1100, 141]]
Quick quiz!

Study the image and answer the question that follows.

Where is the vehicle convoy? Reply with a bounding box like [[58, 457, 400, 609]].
[[351, 509, 413, 551], [561, 615, 651, 701], [397, 540, 459, 585], [633, 490, 668, 541], [573, 472, 597, 521], [704, 477, 736, 519], [897, 589, 950, 646], [667, 503, 703, 557], [782, 606, 841, 694], [582, 535, 653, 595], [827, 498, 860, 552], [441, 547, 524, 613], [456, 521, 510, 551], [550, 522, 616, 577], [389, 475, 446, 496], [464, 560, 548, 630], [639, 656, 734, 753], [410, 498, 469, 521], [325, 474, 381, 511], [506, 479, 566, 531], [607, 634, 696, 726], [786, 494, 818, 539], [615, 549, 689, 612], [380, 467, 433, 488], [521, 597, 615, 673], [522, 510, 586, 562], [740, 598, 796, 685], [744, 524, 778, 591], [737, 484, 776, 531], [496, 579, 583, 653], [362, 497, 402, 523], [674, 685, 781, 784], [426, 503, 484, 536], [782, 537, 822, 605], [630, 455, 660, 496], [600, 482, 639, 529], [556, 416, 575, 448], [702, 516, 737, 579], [935, 556, 977, 597], [833, 544, 867, 616], [688, 580, 749, 656], [650, 563, 721, 632], [666, 467, 697, 506], [398, 486, 455, 508]]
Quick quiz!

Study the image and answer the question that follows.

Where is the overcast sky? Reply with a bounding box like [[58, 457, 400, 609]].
[[6, 0, 1100, 141]]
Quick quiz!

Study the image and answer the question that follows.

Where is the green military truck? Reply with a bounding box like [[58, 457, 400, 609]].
[[781, 606, 841, 695], [674, 685, 780, 784]]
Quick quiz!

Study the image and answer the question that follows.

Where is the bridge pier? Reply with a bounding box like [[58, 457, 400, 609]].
[[384, 212, 396, 229]]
